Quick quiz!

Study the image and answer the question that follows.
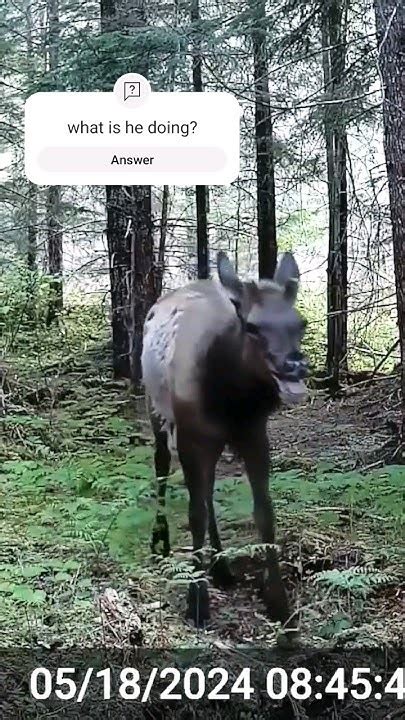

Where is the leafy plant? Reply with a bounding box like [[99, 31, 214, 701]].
[[314, 567, 398, 597], [317, 612, 353, 639]]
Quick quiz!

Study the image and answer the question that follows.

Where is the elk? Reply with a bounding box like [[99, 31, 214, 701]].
[[141, 251, 308, 631]]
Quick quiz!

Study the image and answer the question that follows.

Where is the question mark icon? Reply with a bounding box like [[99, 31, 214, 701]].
[[124, 81, 140, 100], [114, 74, 151, 106]]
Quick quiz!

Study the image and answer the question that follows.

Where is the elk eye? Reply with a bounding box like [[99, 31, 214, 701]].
[[246, 322, 260, 336]]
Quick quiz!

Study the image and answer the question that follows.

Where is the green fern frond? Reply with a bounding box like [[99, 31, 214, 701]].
[[314, 567, 398, 596], [219, 543, 279, 562]]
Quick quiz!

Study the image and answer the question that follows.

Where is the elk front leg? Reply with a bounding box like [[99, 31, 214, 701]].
[[207, 474, 235, 588], [235, 420, 294, 628], [177, 433, 222, 627]]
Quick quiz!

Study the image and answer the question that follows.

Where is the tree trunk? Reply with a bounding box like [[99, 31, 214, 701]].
[[27, 183, 37, 272], [46, 0, 63, 323], [155, 185, 169, 297], [25, 3, 37, 273], [46, 186, 63, 324], [101, 0, 155, 385], [191, 0, 209, 279], [251, 0, 277, 279], [374, 0, 405, 455], [129, 188, 156, 386], [321, 0, 348, 392]]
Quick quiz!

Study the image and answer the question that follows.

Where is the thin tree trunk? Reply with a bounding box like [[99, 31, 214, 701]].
[[27, 184, 37, 272], [46, 0, 63, 323], [235, 182, 241, 273], [46, 186, 63, 323], [25, 2, 37, 273], [251, 0, 277, 279], [26, 180, 38, 321], [105, 186, 133, 378], [322, 0, 349, 391], [129, 187, 155, 385], [153, 5, 176, 297], [191, 0, 209, 279], [374, 0, 405, 454], [101, 0, 156, 385], [155, 185, 169, 297]]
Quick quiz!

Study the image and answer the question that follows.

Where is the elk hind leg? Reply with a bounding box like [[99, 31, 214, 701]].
[[150, 417, 171, 556]]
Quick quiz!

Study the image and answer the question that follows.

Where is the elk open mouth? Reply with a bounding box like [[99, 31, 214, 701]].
[[265, 355, 308, 405], [274, 376, 307, 405]]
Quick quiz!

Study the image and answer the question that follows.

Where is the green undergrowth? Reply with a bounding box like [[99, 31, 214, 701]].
[[1, 435, 403, 646], [0, 307, 404, 649]]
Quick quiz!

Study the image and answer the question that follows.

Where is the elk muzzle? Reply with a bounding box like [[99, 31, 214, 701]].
[[282, 351, 308, 382]]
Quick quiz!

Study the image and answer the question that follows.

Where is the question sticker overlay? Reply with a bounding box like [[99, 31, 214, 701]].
[[25, 74, 240, 186]]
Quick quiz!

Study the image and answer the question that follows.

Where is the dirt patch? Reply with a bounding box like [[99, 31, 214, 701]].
[[215, 376, 400, 482]]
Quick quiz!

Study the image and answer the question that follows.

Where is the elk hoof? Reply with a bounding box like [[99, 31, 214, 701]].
[[186, 579, 210, 627], [150, 513, 170, 556], [210, 556, 236, 588], [276, 627, 301, 649], [262, 576, 291, 624]]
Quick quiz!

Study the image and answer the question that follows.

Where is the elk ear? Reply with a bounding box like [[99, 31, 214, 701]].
[[217, 251, 243, 299], [273, 252, 300, 302]]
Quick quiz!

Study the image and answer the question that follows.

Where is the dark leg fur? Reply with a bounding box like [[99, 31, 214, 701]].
[[186, 576, 210, 626], [207, 482, 235, 588], [150, 417, 171, 557], [178, 432, 223, 627], [234, 420, 294, 628]]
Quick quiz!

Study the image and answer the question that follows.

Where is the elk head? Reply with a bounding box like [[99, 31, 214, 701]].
[[217, 251, 308, 405]]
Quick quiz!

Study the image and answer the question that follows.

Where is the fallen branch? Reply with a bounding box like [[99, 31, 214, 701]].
[[366, 339, 400, 385]]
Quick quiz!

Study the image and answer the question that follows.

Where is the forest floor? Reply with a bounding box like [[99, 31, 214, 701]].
[[0, 318, 403, 716]]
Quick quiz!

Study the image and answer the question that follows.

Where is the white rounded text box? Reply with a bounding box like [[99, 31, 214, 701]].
[[25, 89, 240, 186]]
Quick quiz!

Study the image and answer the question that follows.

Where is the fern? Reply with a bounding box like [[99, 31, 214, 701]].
[[153, 556, 204, 586], [219, 543, 279, 562], [314, 568, 398, 596]]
